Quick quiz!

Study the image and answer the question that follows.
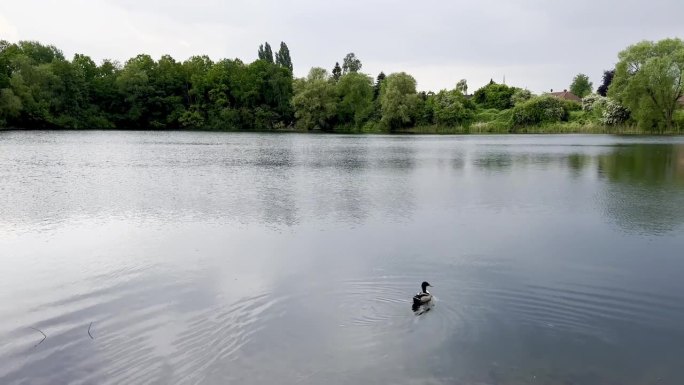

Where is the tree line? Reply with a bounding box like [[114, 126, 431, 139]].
[[0, 40, 294, 130], [1, 38, 682, 133]]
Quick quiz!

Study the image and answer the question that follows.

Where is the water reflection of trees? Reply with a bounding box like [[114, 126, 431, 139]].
[[598, 145, 684, 185], [567, 153, 592, 176], [255, 138, 299, 227], [597, 144, 684, 234], [473, 151, 591, 173], [308, 142, 372, 224], [473, 152, 513, 171], [254, 138, 417, 227]]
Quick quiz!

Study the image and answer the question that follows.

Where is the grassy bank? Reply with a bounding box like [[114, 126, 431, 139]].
[[327, 122, 683, 135], [399, 125, 682, 135], [2, 123, 682, 135]]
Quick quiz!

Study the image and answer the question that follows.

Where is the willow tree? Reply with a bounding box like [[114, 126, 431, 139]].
[[379, 72, 418, 130], [336, 72, 374, 127], [291, 67, 337, 130], [609, 38, 684, 132]]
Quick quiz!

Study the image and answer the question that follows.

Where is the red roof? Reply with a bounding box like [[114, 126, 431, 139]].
[[548, 91, 582, 102]]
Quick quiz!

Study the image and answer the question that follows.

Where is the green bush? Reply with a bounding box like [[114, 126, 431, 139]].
[[673, 109, 684, 131], [581, 94, 609, 123], [496, 109, 513, 122], [601, 99, 630, 126], [569, 110, 589, 124], [581, 94, 630, 126], [432, 90, 474, 126], [469, 120, 511, 133], [562, 100, 582, 111], [582, 94, 607, 112], [511, 88, 532, 105], [511, 96, 568, 127], [360, 120, 383, 133], [179, 110, 205, 129], [474, 108, 500, 122], [473, 82, 515, 110]]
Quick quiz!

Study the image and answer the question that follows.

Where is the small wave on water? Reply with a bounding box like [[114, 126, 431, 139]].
[[470, 278, 684, 341], [322, 275, 472, 361], [2, 255, 684, 384], [0, 268, 283, 385]]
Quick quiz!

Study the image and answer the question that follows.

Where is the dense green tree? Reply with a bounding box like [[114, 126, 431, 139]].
[[237, 60, 293, 129], [91, 60, 122, 126], [332, 62, 342, 82], [216, 60, 292, 130], [374, 72, 386, 99], [151, 54, 186, 129], [49, 58, 91, 128], [275, 42, 293, 72], [0, 88, 22, 126], [0, 41, 21, 125], [413, 92, 435, 126], [116, 54, 158, 128], [336, 72, 374, 127], [203, 58, 242, 129], [258, 42, 274, 63], [71, 54, 100, 124], [0, 40, 18, 89], [570, 73, 593, 98], [510, 88, 532, 105], [305, 67, 329, 82], [379, 72, 418, 130], [609, 38, 684, 131], [113, 53, 192, 129], [455, 79, 468, 95], [1, 41, 71, 128], [15, 41, 64, 65], [1, 38, 680, 133], [597, 69, 614, 97], [181, 55, 214, 127], [8, 56, 62, 127], [432, 89, 474, 126], [473, 82, 515, 110], [342, 53, 362, 74], [201, 57, 293, 130], [511, 95, 569, 127], [0, 39, 295, 130], [291, 67, 337, 130], [183, 55, 213, 82]]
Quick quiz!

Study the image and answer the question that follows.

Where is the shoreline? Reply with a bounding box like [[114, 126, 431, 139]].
[[2, 131, 683, 136], [4, 127, 682, 136]]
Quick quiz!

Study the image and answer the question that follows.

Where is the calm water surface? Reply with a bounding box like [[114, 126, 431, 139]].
[[1, 132, 684, 385]]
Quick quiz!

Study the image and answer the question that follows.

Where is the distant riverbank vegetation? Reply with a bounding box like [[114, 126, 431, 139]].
[[1, 38, 683, 134]]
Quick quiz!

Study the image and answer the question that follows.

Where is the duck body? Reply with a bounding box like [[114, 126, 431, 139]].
[[412, 281, 433, 307], [412, 292, 432, 305]]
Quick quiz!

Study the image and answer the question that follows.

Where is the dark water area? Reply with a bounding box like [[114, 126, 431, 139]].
[[1, 131, 683, 385]]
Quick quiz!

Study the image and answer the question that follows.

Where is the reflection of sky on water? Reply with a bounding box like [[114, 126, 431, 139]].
[[1, 132, 684, 384]]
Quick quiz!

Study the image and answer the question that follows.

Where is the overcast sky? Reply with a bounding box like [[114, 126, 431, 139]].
[[1, 0, 683, 93]]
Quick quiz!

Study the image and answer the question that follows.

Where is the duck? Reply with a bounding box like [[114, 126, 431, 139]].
[[412, 281, 433, 307]]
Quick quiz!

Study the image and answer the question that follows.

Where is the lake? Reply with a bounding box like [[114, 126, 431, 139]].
[[1, 131, 683, 385]]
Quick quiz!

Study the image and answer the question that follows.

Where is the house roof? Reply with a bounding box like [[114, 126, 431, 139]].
[[678, 95, 684, 105], [548, 90, 582, 102]]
